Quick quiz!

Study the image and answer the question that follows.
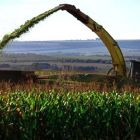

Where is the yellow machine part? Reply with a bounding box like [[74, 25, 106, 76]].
[[0, 4, 126, 76], [60, 4, 126, 76]]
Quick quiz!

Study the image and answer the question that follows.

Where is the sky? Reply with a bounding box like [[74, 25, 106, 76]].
[[0, 0, 140, 41]]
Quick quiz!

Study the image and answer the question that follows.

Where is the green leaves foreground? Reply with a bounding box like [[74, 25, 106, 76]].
[[0, 91, 140, 140]]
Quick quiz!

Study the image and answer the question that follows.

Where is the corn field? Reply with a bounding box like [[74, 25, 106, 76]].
[[0, 91, 140, 140]]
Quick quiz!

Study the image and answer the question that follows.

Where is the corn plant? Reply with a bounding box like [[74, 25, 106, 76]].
[[0, 91, 140, 140]]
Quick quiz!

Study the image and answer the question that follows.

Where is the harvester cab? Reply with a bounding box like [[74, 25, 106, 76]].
[[129, 60, 140, 81]]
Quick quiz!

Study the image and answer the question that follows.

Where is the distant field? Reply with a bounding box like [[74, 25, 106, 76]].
[[0, 53, 139, 74]]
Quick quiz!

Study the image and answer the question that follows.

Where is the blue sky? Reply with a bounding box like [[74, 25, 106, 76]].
[[0, 0, 140, 40]]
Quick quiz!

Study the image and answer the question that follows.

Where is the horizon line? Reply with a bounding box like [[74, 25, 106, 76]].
[[13, 39, 140, 42]]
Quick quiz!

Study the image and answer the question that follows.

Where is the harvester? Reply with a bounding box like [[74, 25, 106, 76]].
[[0, 4, 139, 81]]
